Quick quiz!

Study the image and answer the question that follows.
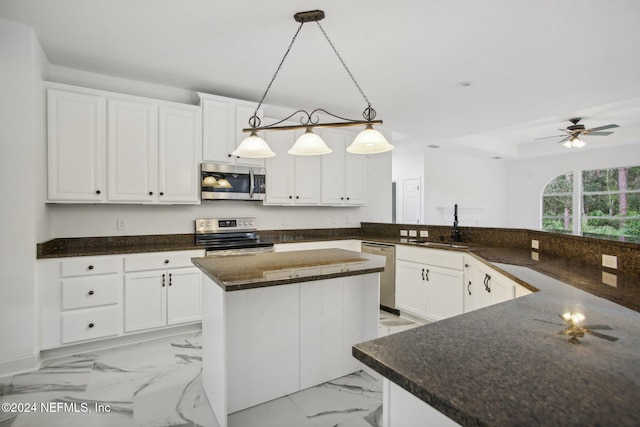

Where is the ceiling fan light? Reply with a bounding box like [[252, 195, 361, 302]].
[[564, 135, 586, 148], [347, 125, 394, 154], [232, 132, 276, 158], [288, 128, 332, 155]]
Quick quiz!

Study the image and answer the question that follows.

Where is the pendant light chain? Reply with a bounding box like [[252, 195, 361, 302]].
[[316, 21, 375, 121], [250, 22, 305, 127]]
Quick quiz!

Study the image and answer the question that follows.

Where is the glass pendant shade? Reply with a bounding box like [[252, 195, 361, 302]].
[[288, 128, 332, 155], [563, 136, 586, 148], [232, 132, 276, 158], [347, 125, 394, 154]]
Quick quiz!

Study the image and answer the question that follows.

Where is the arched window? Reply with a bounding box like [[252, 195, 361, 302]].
[[542, 166, 640, 242], [542, 172, 573, 234]]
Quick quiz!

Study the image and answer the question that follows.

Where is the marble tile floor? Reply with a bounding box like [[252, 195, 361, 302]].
[[0, 312, 419, 427]]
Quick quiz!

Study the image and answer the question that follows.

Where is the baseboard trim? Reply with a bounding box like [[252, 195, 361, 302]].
[[0, 353, 40, 377]]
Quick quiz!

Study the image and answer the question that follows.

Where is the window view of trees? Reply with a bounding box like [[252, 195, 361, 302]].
[[582, 166, 640, 242], [542, 166, 640, 243], [542, 172, 573, 233]]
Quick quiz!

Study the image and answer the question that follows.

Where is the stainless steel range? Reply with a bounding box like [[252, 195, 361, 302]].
[[195, 217, 274, 256]]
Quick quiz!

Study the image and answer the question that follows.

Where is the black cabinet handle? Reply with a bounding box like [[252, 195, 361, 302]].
[[467, 281, 472, 295], [88, 290, 94, 295], [96, 190, 101, 195], [162, 273, 166, 287], [421, 268, 425, 281], [164, 259, 169, 264], [464, 263, 469, 268], [346, 197, 350, 200], [168, 273, 172, 286], [341, 197, 344, 200], [88, 323, 94, 328], [425, 269, 429, 281], [88, 265, 94, 270], [149, 191, 153, 196], [296, 196, 299, 199], [159, 192, 164, 196], [484, 274, 491, 293], [289, 196, 293, 199]]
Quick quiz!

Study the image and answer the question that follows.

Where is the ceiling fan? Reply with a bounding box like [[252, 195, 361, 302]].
[[535, 118, 620, 148]]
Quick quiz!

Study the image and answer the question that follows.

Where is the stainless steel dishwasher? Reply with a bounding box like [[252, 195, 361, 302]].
[[361, 242, 397, 313]]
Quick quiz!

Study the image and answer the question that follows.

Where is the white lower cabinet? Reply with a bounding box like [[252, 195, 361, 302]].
[[384, 379, 461, 427], [463, 255, 532, 313], [123, 251, 202, 333], [395, 246, 464, 322], [38, 250, 203, 350]]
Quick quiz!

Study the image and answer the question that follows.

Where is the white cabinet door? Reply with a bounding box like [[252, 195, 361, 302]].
[[321, 131, 347, 205], [124, 271, 167, 332], [472, 262, 515, 310], [424, 266, 464, 321], [293, 155, 321, 205], [265, 130, 295, 205], [345, 150, 366, 205], [395, 260, 427, 317], [107, 98, 158, 202], [47, 88, 107, 202], [167, 267, 202, 325], [158, 105, 202, 203], [202, 98, 236, 163]]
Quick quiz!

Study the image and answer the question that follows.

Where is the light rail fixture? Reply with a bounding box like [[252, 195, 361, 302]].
[[233, 10, 393, 158]]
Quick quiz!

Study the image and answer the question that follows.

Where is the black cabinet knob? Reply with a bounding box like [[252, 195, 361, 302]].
[[88, 265, 94, 270], [96, 190, 101, 195], [289, 196, 293, 199], [88, 323, 94, 328], [296, 196, 299, 199], [346, 197, 350, 200], [465, 263, 469, 268], [88, 290, 94, 295], [341, 197, 344, 200], [164, 259, 169, 264], [159, 192, 164, 196], [149, 191, 153, 195], [228, 154, 232, 157]]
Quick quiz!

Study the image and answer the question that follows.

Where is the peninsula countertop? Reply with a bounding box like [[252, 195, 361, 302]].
[[191, 248, 385, 291], [353, 264, 640, 426]]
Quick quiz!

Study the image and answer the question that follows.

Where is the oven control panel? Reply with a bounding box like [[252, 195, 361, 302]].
[[195, 217, 256, 234]]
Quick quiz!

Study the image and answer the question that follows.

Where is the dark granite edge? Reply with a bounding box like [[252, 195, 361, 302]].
[[351, 346, 486, 427], [192, 256, 383, 291]]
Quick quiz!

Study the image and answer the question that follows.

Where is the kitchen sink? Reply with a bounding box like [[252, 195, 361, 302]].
[[408, 239, 469, 249]]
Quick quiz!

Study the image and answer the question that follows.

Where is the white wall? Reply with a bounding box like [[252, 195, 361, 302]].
[[505, 143, 640, 229], [43, 66, 392, 238], [392, 146, 508, 227], [0, 17, 49, 374]]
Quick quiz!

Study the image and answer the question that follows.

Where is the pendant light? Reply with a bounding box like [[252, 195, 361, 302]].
[[236, 10, 392, 158], [288, 128, 332, 155]]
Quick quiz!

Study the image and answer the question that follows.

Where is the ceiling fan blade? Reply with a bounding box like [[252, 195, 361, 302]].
[[557, 137, 570, 144], [586, 124, 619, 132], [585, 131, 614, 136], [534, 135, 566, 141]]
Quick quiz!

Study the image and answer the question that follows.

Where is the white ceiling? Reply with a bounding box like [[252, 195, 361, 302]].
[[2, 0, 640, 159]]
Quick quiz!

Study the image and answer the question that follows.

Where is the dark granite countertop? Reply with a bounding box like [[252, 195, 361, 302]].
[[353, 265, 640, 426], [191, 248, 385, 291]]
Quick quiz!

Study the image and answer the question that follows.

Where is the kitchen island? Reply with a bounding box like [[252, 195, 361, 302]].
[[353, 263, 640, 426], [192, 249, 384, 427]]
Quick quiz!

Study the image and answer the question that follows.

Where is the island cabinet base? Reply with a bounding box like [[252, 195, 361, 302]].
[[383, 379, 460, 427], [202, 273, 379, 427]]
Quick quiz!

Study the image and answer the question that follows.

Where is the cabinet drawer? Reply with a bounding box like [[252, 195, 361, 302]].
[[61, 275, 119, 310], [396, 246, 463, 270], [124, 250, 204, 272], [61, 257, 120, 277], [61, 306, 119, 344]]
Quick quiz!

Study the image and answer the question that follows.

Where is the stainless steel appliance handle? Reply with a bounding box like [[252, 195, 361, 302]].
[[249, 168, 255, 199]]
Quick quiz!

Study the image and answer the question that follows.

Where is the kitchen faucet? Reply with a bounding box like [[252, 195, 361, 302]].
[[451, 204, 462, 242]]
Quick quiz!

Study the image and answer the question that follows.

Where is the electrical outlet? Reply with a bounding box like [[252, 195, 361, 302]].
[[602, 254, 618, 269], [400, 230, 408, 237], [408, 230, 417, 237], [531, 251, 539, 261], [420, 230, 429, 238], [602, 271, 618, 287], [531, 239, 539, 250], [117, 219, 127, 231]]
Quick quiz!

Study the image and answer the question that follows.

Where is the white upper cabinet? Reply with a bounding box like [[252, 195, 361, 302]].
[[158, 105, 202, 203], [107, 98, 159, 202], [264, 126, 321, 205], [46, 83, 202, 204], [200, 93, 264, 167], [320, 130, 366, 206], [46, 88, 107, 202]]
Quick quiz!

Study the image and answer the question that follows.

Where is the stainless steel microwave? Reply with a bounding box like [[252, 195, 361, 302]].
[[201, 163, 266, 201]]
